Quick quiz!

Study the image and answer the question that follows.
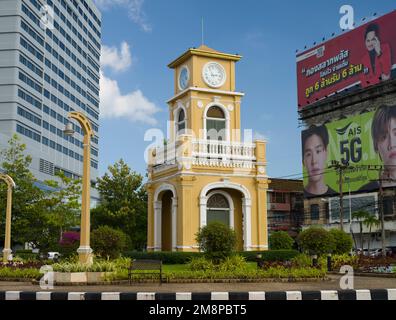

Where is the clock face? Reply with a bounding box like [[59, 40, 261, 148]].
[[178, 66, 189, 90], [202, 62, 226, 88]]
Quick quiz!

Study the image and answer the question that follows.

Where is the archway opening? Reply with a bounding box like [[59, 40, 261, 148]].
[[160, 190, 173, 251]]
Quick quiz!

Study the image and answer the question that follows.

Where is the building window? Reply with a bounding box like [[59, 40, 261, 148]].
[[206, 106, 226, 141], [310, 204, 320, 221], [207, 193, 230, 226], [177, 109, 186, 134], [271, 192, 287, 204]]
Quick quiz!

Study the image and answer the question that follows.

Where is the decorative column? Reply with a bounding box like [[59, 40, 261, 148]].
[[153, 201, 162, 251], [199, 196, 208, 229], [242, 198, 252, 251], [171, 197, 178, 252]]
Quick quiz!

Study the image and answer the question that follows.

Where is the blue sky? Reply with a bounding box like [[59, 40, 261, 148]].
[[94, 0, 395, 180]]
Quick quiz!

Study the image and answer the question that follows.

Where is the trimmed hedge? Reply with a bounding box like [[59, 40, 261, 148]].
[[124, 251, 203, 264], [124, 250, 299, 264]]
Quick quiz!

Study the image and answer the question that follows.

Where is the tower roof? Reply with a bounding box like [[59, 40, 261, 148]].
[[168, 45, 242, 69]]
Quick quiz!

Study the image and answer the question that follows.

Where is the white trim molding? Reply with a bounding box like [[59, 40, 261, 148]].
[[200, 181, 252, 251]]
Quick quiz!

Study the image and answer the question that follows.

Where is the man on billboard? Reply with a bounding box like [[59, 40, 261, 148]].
[[302, 125, 336, 197], [360, 23, 392, 88], [371, 105, 396, 188]]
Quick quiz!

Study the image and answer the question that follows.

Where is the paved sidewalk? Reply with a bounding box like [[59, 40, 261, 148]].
[[1, 275, 396, 292]]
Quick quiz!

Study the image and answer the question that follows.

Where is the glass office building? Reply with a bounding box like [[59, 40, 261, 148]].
[[0, 0, 101, 202]]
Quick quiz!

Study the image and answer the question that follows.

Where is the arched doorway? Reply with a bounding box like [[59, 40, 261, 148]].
[[200, 182, 251, 251], [153, 184, 177, 252]]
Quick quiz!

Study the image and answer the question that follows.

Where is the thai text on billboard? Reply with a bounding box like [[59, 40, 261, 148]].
[[297, 10, 396, 110]]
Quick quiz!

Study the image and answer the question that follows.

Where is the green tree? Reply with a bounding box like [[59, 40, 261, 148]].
[[195, 222, 237, 263], [352, 210, 370, 249], [43, 172, 81, 241], [328, 229, 353, 254], [91, 159, 147, 250], [363, 215, 380, 254], [297, 227, 335, 256], [0, 135, 47, 248], [0, 135, 82, 251], [91, 226, 127, 259], [269, 231, 294, 250]]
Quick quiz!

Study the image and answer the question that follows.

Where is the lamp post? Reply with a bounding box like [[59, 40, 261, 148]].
[[0, 173, 16, 263], [64, 112, 94, 265]]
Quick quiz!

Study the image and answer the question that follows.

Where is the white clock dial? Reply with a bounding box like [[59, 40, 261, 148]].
[[202, 62, 226, 88], [178, 66, 189, 90]]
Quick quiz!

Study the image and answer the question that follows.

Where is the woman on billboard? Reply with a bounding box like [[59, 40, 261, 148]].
[[302, 125, 336, 197], [370, 105, 396, 188], [360, 23, 392, 88]]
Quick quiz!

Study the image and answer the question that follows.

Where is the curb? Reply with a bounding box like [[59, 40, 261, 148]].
[[0, 289, 395, 300]]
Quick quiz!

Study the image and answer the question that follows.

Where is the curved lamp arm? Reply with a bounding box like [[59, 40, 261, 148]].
[[0, 174, 16, 189], [68, 112, 94, 137]]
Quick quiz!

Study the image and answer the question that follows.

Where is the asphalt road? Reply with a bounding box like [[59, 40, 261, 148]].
[[1, 275, 396, 292]]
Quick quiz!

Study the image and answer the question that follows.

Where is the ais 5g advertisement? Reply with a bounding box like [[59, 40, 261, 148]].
[[297, 10, 396, 110], [302, 104, 396, 198]]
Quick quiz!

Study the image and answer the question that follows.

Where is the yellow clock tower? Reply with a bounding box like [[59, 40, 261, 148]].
[[147, 45, 269, 252]]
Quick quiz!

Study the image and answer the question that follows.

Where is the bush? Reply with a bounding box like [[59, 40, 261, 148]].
[[269, 231, 294, 250], [188, 255, 248, 272], [124, 251, 203, 264], [195, 222, 237, 263], [15, 250, 38, 261], [298, 227, 335, 256], [188, 257, 215, 271], [91, 226, 127, 259], [331, 254, 359, 270], [328, 229, 353, 254], [57, 231, 80, 258]]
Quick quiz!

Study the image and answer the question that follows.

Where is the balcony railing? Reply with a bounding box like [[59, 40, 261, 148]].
[[151, 139, 257, 172]]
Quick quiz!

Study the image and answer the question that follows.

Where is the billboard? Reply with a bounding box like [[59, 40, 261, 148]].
[[302, 104, 396, 198], [297, 10, 396, 110]]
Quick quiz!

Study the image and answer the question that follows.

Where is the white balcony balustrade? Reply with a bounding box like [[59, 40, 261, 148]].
[[150, 139, 257, 173]]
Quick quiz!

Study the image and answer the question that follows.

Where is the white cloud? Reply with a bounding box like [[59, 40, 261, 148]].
[[253, 132, 269, 142], [101, 42, 132, 72], [93, 0, 152, 32], [100, 71, 159, 125]]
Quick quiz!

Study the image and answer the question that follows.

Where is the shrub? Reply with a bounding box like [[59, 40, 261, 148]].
[[91, 226, 127, 259], [195, 222, 237, 263], [188, 257, 215, 271], [328, 229, 353, 254], [57, 231, 80, 258], [297, 227, 335, 256], [269, 231, 294, 250], [331, 254, 359, 270], [217, 255, 248, 272]]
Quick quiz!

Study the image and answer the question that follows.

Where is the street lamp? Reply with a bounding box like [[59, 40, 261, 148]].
[[0, 173, 16, 263], [64, 112, 94, 265]]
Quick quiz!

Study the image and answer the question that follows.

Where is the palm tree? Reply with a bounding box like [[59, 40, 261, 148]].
[[364, 215, 380, 255], [352, 210, 370, 250]]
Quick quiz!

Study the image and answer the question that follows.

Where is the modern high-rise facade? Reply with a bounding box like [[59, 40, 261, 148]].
[[0, 0, 101, 200]]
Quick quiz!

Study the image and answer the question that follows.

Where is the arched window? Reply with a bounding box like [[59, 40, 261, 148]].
[[206, 106, 226, 141], [177, 109, 186, 134], [207, 193, 230, 226]]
